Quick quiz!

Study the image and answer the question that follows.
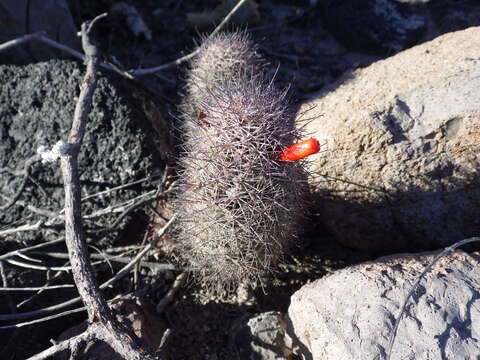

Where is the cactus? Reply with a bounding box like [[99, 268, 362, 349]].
[[179, 31, 264, 131], [175, 33, 309, 292]]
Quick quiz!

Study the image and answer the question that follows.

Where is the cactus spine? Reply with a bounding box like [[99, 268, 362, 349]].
[[175, 32, 308, 292]]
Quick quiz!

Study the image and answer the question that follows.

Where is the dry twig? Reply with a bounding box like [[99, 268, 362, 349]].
[[156, 272, 187, 313], [0, 32, 84, 60], [0, 216, 175, 324], [0, 220, 47, 237], [0, 155, 40, 211], [0, 285, 74, 291], [17, 261, 71, 309], [130, 0, 250, 76], [26, 322, 100, 360], [0, 238, 64, 261], [0, 307, 87, 330], [31, 251, 175, 273], [24, 14, 161, 360]]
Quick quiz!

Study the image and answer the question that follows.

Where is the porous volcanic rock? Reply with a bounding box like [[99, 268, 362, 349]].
[[0, 60, 169, 241]]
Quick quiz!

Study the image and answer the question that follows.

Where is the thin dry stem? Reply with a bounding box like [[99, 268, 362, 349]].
[[24, 13, 160, 360], [131, 0, 250, 76]]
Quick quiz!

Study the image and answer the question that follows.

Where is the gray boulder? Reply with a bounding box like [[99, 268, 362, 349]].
[[287, 250, 480, 360], [429, 0, 480, 35], [231, 311, 292, 359], [0, 0, 80, 65], [303, 27, 480, 251]]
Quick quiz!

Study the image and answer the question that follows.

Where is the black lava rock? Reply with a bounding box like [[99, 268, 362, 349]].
[[0, 60, 168, 241]]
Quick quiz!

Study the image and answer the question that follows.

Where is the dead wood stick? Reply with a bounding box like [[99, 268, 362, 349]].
[[38, 13, 159, 360], [0, 154, 40, 211], [26, 323, 99, 360], [0, 32, 84, 59], [156, 272, 187, 313], [0, 216, 175, 323]]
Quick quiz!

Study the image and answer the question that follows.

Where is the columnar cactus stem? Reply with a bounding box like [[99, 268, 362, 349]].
[[175, 32, 308, 292]]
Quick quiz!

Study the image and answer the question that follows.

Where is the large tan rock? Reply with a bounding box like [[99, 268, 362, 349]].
[[303, 27, 480, 251]]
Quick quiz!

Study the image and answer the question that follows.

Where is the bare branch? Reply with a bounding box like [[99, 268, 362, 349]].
[[0, 0, 249, 82], [0, 214, 175, 322], [0, 186, 168, 238], [206, 0, 250, 41], [0, 238, 64, 261], [52, 13, 160, 360], [30, 251, 176, 273], [17, 261, 71, 309], [0, 32, 84, 60], [5, 256, 125, 272], [25, 322, 99, 360], [0, 220, 46, 237], [80, 173, 163, 202], [0, 155, 40, 211], [83, 190, 157, 225], [156, 272, 187, 313], [0, 307, 86, 330], [0, 28, 132, 79], [15, 252, 43, 263], [100, 215, 177, 289], [0, 285, 74, 291], [157, 328, 172, 352]]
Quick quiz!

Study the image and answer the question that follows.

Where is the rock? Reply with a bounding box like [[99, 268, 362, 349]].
[[111, 2, 152, 41], [321, 0, 426, 55], [0, 0, 80, 65], [230, 311, 293, 359], [56, 295, 167, 360], [0, 60, 170, 241], [303, 27, 480, 251], [429, 0, 480, 35], [287, 250, 480, 360], [187, 0, 260, 31]]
